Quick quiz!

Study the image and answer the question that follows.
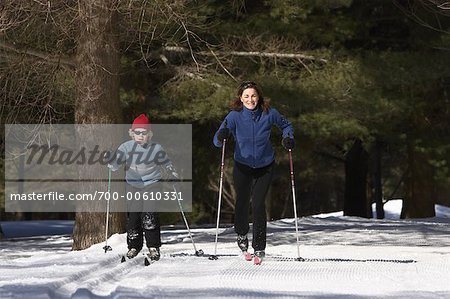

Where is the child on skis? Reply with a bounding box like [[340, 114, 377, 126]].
[[108, 114, 179, 260]]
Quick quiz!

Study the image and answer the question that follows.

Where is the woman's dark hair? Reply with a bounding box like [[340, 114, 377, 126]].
[[229, 81, 270, 112]]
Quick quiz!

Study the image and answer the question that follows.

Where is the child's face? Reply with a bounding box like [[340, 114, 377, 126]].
[[133, 129, 150, 144]]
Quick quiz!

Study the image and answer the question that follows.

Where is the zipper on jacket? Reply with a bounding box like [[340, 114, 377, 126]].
[[252, 112, 256, 168]]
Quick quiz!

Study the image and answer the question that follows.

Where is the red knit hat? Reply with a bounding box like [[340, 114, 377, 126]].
[[131, 114, 151, 130]]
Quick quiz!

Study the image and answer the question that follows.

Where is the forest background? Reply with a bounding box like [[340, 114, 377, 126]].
[[1, 0, 449, 249]]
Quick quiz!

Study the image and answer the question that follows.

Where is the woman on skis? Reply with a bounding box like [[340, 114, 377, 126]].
[[213, 81, 295, 261]]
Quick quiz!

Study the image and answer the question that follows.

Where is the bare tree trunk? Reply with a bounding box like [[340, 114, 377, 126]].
[[0, 212, 3, 239], [72, 0, 125, 251], [401, 138, 436, 219], [373, 141, 384, 219], [344, 139, 370, 218], [0, 190, 3, 239], [17, 148, 32, 221]]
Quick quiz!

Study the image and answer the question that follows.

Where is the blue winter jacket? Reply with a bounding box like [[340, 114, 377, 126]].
[[213, 106, 294, 168]]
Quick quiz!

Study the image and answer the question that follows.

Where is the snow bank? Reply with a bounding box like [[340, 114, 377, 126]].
[[314, 199, 450, 219]]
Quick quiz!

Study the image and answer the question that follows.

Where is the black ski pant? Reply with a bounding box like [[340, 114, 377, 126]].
[[233, 160, 274, 251], [126, 184, 161, 251]]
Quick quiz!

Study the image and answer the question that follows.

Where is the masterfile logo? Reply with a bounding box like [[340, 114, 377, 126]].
[[5, 124, 192, 213]]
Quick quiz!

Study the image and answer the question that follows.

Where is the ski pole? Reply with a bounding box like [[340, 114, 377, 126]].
[[173, 184, 204, 256], [103, 167, 112, 253], [288, 149, 303, 261], [210, 123, 228, 260]]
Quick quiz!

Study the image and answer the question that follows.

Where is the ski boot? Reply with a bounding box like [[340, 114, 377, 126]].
[[237, 234, 249, 252], [237, 234, 251, 261], [148, 247, 161, 261], [126, 248, 139, 259], [254, 250, 265, 265]]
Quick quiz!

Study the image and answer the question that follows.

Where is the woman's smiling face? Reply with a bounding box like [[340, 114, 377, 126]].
[[240, 88, 259, 110]]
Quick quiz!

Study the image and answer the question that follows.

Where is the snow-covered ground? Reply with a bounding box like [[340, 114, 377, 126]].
[[1, 200, 449, 299]]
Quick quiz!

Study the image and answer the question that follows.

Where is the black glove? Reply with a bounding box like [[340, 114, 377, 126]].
[[166, 165, 179, 180], [103, 150, 115, 166], [282, 137, 295, 150], [217, 127, 230, 142], [165, 165, 180, 191]]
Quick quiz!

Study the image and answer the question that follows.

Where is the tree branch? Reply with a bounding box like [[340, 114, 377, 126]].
[[164, 46, 328, 63], [0, 41, 75, 68], [226, 50, 327, 63], [426, 0, 450, 10]]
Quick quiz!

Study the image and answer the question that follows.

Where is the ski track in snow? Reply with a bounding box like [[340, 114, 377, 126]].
[[1, 203, 450, 299]]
